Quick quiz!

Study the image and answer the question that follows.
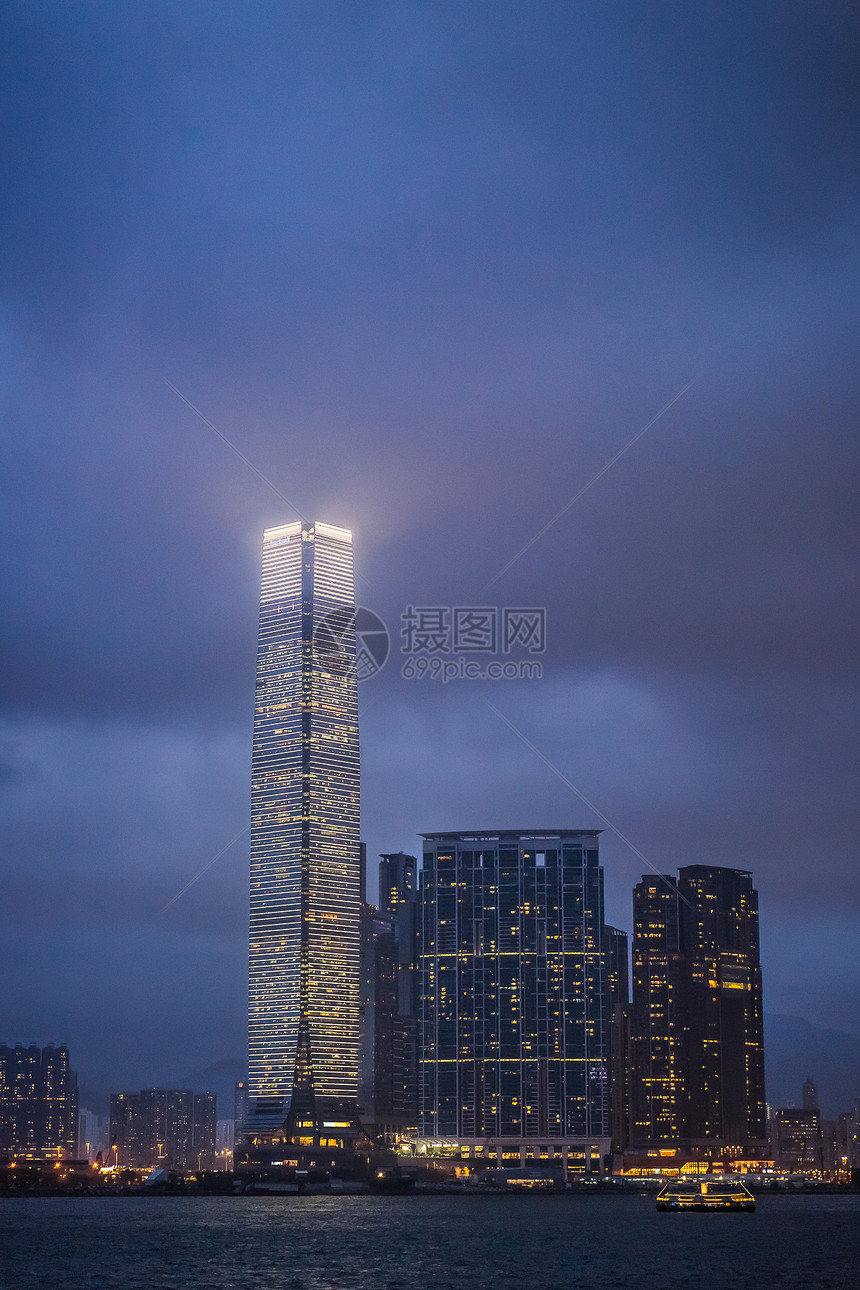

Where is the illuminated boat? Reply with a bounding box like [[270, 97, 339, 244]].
[[369, 1167, 415, 1194], [656, 1178, 755, 1211]]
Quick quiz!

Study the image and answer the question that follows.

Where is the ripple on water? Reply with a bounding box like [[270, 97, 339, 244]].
[[0, 1194, 857, 1290]]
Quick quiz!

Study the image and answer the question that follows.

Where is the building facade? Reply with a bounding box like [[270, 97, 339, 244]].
[[0, 1044, 78, 1158], [246, 520, 361, 1139], [417, 831, 610, 1170], [631, 865, 766, 1149]]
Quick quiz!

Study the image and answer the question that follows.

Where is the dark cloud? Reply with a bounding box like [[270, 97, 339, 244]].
[[1, 2, 858, 1089]]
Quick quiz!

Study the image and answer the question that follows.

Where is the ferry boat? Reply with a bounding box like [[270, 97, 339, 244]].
[[656, 1178, 755, 1212]]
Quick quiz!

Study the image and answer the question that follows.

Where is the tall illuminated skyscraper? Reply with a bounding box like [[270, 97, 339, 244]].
[[246, 520, 361, 1138]]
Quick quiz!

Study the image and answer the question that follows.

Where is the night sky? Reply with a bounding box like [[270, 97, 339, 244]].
[[2, 2, 858, 1096]]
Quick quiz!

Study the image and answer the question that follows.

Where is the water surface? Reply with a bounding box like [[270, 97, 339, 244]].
[[0, 1193, 856, 1289]]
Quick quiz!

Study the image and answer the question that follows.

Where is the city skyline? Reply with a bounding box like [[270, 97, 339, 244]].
[[1, 2, 858, 1100]]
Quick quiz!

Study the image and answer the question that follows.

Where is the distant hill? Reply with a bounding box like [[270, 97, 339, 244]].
[[79, 1014, 860, 1124], [163, 1059, 247, 1118], [79, 1059, 246, 1119], [764, 1014, 860, 1117]]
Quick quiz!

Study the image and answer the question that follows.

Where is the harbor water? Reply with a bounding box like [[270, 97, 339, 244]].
[[0, 1192, 857, 1290]]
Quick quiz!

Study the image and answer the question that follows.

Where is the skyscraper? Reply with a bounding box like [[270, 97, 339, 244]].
[[108, 1091, 141, 1167], [630, 876, 684, 1143], [417, 831, 610, 1173], [631, 865, 766, 1149], [233, 1080, 248, 1146], [380, 851, 420, 1133], [358, 903, 398, 1133], [246, 520, 361, 1139], [603, 925, 632, 1151], [378, 852, 417, 916]]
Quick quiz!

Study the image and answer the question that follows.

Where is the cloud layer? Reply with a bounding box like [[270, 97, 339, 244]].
[[2, 1, 858, 1093]]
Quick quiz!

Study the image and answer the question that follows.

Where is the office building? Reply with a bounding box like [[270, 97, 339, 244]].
[[0, 1043, 78, 1158], [631, 865, 766, 1149], [244, 521, 361, 1147], [416, 831, 610, 1173]]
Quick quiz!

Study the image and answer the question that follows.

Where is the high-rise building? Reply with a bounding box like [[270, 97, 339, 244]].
[[773, 1108, 823, 1174], [141, 1088, 194, 1169], [108, 1088, 217, 1169], [378, 852, 417, 916], [836, 1099, 860, 1177], [358, 853, 422, 1140], [603, 926, 632, 1152], [417, 831, 610, 1173], [108, 1092, 141, 1166], [192, 1093, 217, 1170], [78, 1107, 109, 1163], [385, 853, 420, 1134], [233, 1080, 248, 1142], [630, 876, 684, 1143], [0, 1044, 78, 1158], [358, 903, 398, 1132], [631, 865, 766, 1149], [802, 1077, 819, 1111], [245, 520, 361, 1142], [216, 1118, 234, 1168]]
